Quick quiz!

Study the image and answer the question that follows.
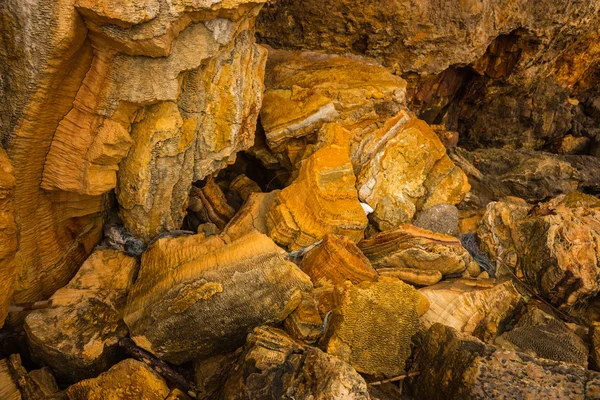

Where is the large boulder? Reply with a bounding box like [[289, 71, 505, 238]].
[[124, 230, 312, 364]]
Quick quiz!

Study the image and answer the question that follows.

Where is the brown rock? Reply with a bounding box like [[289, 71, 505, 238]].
[[300, 234, 377, 287], [266, 144, 368, 250], [284, 293, 323, 343], [188, 178, 235, 231], [430, 125, 459, 149], [556, 135, 591, 155], [2, 354, 62, 400], [223, 191, 279, 241], [222, 326, 371, 399], [377, 267, 442, 287], [0, 149, 17, 328], [408, 324, 600, 400], [419, 279, 523, 342], [124, 230, 312, 364], [495, 307, 588, 366], [413, 204, 459, 236], [359, 225, 474, 276], [322, 279, 429, 378], [591, 323, 600, 370], [65, 359, 170, 400], [229, 174, 262, 201], [24, 250, 138, 382], [0, 359, 20, 400], [193, 353, 238, 400]]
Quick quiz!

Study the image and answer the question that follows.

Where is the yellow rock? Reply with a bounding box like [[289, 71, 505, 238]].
[[223, 191, 279, 241], [323, 279, 429, 378], [300, 234, 378, 287], [266, 145, 368, 250], [0, 149, 16, 328], [283, 292, 323, 342], [65, 359, 170, 400]]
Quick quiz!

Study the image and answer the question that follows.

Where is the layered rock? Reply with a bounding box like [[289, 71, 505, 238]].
[[0, 354, 62, 400], [283, 293, 323, 343], [65, 359, 170, 400], [300, 234, 377, 287], [24, 250, 138, 382], [408, 324, 600, 400], [223, 191, 278, 241], [359, 225, 476, 277], [188, 179, 235, 231], [0, 0, 267, 305], [124, 230, 312, 364], [0, 149, 16, 327], [266, 144, 368, 250], [495, 307, 589, 366], [222, 326, 371, 399], [419, 279, 523, 342], [322, 279, 429, 378], [479, 193, 600, 308]]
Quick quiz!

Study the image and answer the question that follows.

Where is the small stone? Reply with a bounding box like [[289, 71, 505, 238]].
[[283, 293, 323, 343], [413, 204, 459, 236]]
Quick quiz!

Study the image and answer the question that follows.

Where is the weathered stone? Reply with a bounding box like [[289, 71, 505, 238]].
[[266, 144, 368, 250], [124, 230, 312, 364], [188, 178, 235, 231], [0, 149, 17, 328], [0, 359, 20, 400], [194, 353, 238, 400], [377, 267, 442, 287], [222, 326, 371, 399], [450, 147, 600, 207], [495, 307, 588, 366], [408, 324, 600, 400], [2, 354, 62, 400], [413, 204, 459, 236], [223, 191, 278, 241], [229, 174, 262, 201], [322, 279, 429, 378], [65, 359, 170, 400], [591, 323, 600, 370], [284, 293, 323, 343], [24, 250, 138, 382], [359, 225, 475, 276], [419, 279, 523, 342], [556, 135, 591, 155], [300, 234, 377, 287]]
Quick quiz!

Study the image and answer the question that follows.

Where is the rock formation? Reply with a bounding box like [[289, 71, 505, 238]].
[[0, 149, 16, 327]]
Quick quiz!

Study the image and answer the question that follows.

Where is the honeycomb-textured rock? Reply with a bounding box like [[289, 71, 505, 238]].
[[358, 224, 475, 276], [419, 279, 523, 342], [266, 145, 368, 250], [300, 234, 377, 287], [65, 359, 170, 400], [408, 324, 600, 400], [284, 293, 323, 342], [124, 230, 312, 364], [222, 326, 371, 399], [0, 0, 266, 307], [0, 149, 16, 328], [24, 250, 138, 382], [495, 308, 588, 366], [322, 278, 429, 378], [223, 191, 279, 241]]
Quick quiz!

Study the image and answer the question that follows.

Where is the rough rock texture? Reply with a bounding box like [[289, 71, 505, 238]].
[[359, 225, 475, 276], [266, 144, 368, 250], [0, 0, 267, 305], [413, 204, 459, 236], [495, 307, 589, 366], [322, 279, 429, 378], [300, 234, 377, 287], [0, 148, 16, 327], [223, 191, 278, 241], [0, 359, 20, 400], [189, 179, 236, 231], [257, 1, 600, 150], [408, 324, 600, 400], [1, 354, 62, 400], [480, 193, 600, 308], [591, 323, 600, 370], [283, 293, 323, 343], [377, 267, 442, 287], [65, 359, 170, 400], [124, 230, 312, 364], [24, 250, 138, 382], [451, 147, 600, 207], [222, 326, 371, 400], [419, 279, 523, 342]]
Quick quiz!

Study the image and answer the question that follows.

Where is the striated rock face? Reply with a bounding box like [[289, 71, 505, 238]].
[[257, 1, 600, 150], [124, 230, 312, 364], [419, 279, 523, 342], [322, 279, 429, 378], [480, 193, 600, 308], [0, 0, 267, 305], [24, 250, 138, 382], [222, 326, 371, 400], [266, 144, 368, 250], [300, 234, 378, 287], [409, 324, 600, 400], [65, 359, 170, 400], [0, 149, 16, 327], [359, 225, 475, 277], [223, 191, 278, 240], [495, 307, 589, 366]]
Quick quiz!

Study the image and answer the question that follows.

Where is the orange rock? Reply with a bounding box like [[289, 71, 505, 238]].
[[266, 145, 368, 250], [0, 149, 16, 328], [300, 234, 377, 287], [284, 293, 323, 342], [188, 178, 235, 231], [223, 191, 279, 241], [229, 174, 262, 201], [377, 267, 442, 286]]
